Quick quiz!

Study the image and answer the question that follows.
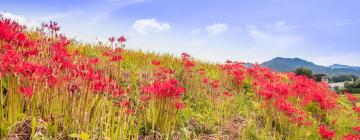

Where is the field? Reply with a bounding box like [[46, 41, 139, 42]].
[[0, 18, 360, 140]]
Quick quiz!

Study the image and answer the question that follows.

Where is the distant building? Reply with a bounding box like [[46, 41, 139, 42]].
[[329, 82, 347, 89], [313, 74, 330, 83]]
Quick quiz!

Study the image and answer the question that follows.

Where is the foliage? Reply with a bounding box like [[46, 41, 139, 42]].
[[332, 75, 358, 82], [294, 67, 313, 78]]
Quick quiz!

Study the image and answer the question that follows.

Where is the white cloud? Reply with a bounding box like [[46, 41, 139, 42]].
[[333, 20, 352, 26], [132, 18, 170, 35], [267, 21, 297, 31], [0, 11, 38, 27], [190, 28, 201, 35], [247, 24, 303, 49], [206, 23, 228, 36]]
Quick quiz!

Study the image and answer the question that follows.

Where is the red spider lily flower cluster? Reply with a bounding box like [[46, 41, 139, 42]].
[[109, 36, 115, 43], [151, 60, 161, 66], [108, 36, 126, 48], [343, 134, 360, 140], [345, 92, 358, 103], [181, 52, 195, 70], [117, 36, 126, 43], [142, 79, 185, 100], [19, 86, 33, 97], [342, 126, 360, 140], [0, 18, 126, 100], [151, 61, 176, 80], [102, 48, 124, 62], [42, 21, 60, 32], [222, 62, 339, 126], [221, 60, 246, 85], [318, 125, 336, 139]]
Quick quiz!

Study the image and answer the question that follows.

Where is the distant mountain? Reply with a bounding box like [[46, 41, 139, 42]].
[[260, 57, 360, 77], [330, 64, 360, 70]]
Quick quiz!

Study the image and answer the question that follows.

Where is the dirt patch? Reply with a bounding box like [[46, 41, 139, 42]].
[[7, 119, 47, 140], [220, 116, 247, 139]]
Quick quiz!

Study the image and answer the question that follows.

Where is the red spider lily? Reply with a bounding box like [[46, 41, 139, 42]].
[[181, 52, 190, 58], [120, 100, 131, 107], [353, 126, 360, 132], [202, 78, 209, 84], [181, 52, 195, 70], [43, 21, 60, 32], [198, 69, 206, 75], [109, 36, 115, 43], [183, 60, 195, 69], [117, 36, 126, 43], [15, 33, 27, 43], [345, 92, 358, 103], [343, 134, 360, 140], [88, 58, 100, 65], [210, 80, 220, 89], [331, 119, 337, 125], [111, 55, 123, 62], [47, 75, 58, 87], [151, 60, 161, 66], [223, 91, 234, 97], [115, 48, 123, 53], [318, 125, 336, 139], [68, 84, 79, 94], [126, 108, 134, 115], [93, 81, 105, 92], [102, 51, 111, 56], [19, 86, 33, 97], [142, 78, 185, 98], [175, 102, 186, 109], [113, 87, 124, 97], [353, 106, 360, 113]]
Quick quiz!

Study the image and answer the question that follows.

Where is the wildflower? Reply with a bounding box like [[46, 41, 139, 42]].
[[175, 102, 186, 109], [345, 92, 358, 103], [111, 55, 123, 61], [126, 108, 134, 115], [210, 80, 220, 89], [109, 36, 115, 43], [353, 126, 360, 132], [142, 79, 185, 98], [223, 91, 234, 97], [151, 60, 161, 66], [47, 75, 58, 87], [102, 51, 111, 56], [88, 58, 99, 65], [19, 86, 33, 97], [121, 100, 131, 107], [183, 60, 195, 69], [117, 36, 126, 43], [198, 69, 206, 75], [15, 33, 27, 42], [353, 106, 360, 113], [343, 134, 360, 140], [318, 125, 335, 139], [93, 81, 105, 92], [202, 78, 209, 84]]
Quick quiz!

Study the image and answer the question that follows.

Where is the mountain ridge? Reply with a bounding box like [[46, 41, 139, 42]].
[[259, 57, 360, 77]]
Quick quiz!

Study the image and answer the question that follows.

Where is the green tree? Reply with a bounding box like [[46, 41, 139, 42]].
[[332, 75, 356, 82], [294, 67, 313, 78]]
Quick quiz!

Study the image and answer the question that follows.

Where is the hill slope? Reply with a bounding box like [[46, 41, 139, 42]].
[[0, 18, 359, 139]]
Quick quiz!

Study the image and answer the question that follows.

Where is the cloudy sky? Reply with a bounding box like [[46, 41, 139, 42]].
[[1, 0, 360, 66]]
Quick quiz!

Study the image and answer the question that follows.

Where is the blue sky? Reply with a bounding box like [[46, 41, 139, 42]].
[[1, 0, 360, 66]]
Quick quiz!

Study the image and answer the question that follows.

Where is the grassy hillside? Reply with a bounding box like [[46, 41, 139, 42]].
[[0, 18, 360, 140]]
